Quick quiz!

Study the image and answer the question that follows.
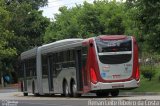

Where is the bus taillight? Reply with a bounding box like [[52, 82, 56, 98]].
[[90, 68, 98, 84]]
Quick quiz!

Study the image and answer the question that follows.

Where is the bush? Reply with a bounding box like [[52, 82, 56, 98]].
[[141, 66, 156, 81]]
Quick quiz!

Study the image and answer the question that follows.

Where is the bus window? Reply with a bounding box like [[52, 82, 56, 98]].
[[70, 50, 75, 67], [63, 51, 68, 68], [25, 58, 36, 77], [82, 46, 88, 67], [55, 53, 62, 73], [52, 53, 57, 77], [25, 60, 30, 77], [42, 55, 48, 76], [96, 38, 132, 64]]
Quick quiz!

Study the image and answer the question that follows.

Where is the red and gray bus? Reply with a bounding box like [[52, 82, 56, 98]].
[[19, 35, 140, 97]]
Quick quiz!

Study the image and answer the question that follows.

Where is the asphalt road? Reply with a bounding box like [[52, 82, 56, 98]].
[[0, 88, 160, 106]]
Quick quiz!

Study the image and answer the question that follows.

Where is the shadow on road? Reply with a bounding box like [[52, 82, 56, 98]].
[[22, 93, 132, 99]]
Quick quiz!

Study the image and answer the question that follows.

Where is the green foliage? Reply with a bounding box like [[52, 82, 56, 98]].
[[5, 0, 48, 10], [0, 0, 17, 76], [123, 4, 140, 37], [0, 0, 49, 82], [0, 1, 17, 58], [44, 1, 133, 43], [141, 66, 156, 81], [0, 30, 17, 58], [6, 1, 50, 51], [126, 66, 160, 92], [137, 0, 160, 52]]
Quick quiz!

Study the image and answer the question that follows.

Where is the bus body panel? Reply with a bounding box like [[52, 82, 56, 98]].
[[42, 78, 49, 93], [26, 79, 32, 93], [34, 79, 39, 93], [25, 78, 36, 94]]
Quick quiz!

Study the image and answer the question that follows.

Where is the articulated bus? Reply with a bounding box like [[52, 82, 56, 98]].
[[19, 35, 140, 97]]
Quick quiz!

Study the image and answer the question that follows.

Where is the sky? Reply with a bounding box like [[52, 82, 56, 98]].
[[40, 0, 94, 19]]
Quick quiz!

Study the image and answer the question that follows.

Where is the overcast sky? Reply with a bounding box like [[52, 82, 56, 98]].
[[40, 0, 94, 19]]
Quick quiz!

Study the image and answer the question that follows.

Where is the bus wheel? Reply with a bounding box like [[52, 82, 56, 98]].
[[96, 92, 109, 97], [63, 81, 69, 97], [71, 80, 81, 97], [110, 90, 119, 97], [23, 92, 28, 96]]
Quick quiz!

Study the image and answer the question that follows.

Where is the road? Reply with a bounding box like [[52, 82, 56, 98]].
[[0, 88, 160, 106]]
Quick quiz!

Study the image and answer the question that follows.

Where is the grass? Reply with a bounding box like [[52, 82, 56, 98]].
[[123, 66, 160, 92]]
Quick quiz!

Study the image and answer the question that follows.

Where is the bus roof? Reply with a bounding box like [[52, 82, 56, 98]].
[[21, 38, 84, 60], [41, 38, 83, 54], [21, 47, 37, 60]]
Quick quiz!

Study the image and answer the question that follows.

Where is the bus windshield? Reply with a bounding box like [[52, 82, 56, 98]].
[[95, 37, 132, 64]]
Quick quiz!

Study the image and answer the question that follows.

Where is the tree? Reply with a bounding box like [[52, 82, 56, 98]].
[[0, 0, 50, 83], [124, 0, 141, 38], [0, 0, 17, 85], [0, 0, 17, 59], [6, 0, 49, 83], [6, 1, 50, 52], [137, 0, 160, 52], [6, 0, 48, 10], [44, 1, 128, 43]]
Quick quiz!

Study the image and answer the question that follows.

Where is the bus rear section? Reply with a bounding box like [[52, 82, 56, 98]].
[[86, 35, 140, 96]]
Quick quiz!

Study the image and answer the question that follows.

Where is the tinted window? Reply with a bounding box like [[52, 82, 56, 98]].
[[96, 38, 132, 53], [82, 46, 88, 67], [95, 37, 132, 64], [24, 58, 36, 77], [99, 54, 131, 64], [42, 55, 48, 76]]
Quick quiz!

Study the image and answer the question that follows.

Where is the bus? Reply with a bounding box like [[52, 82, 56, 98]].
[[19, 35, 140, 97]]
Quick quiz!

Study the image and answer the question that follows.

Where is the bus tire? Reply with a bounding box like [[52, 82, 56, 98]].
[[63, 81, 69, 97], [96, 92, 109, 97], [110, 89, 119, 97], [23, 92, 28, 96], [71, 80, 81, 97]]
